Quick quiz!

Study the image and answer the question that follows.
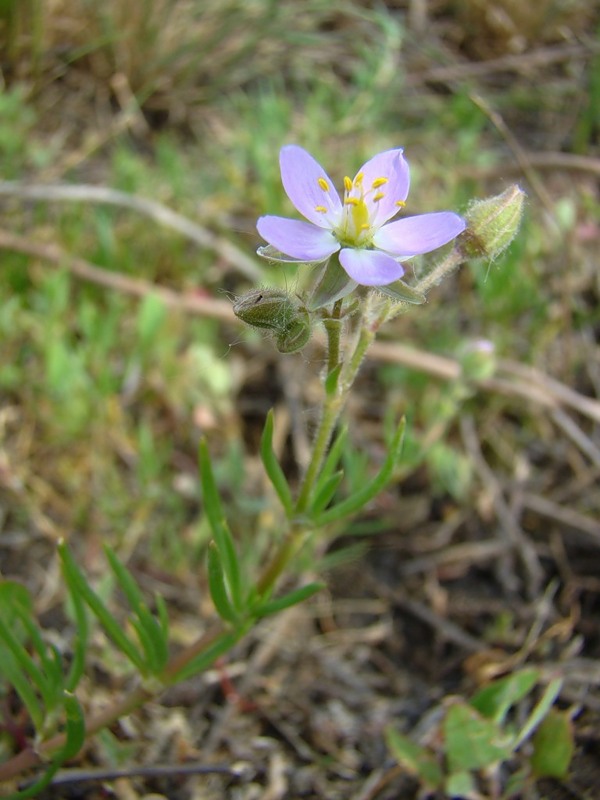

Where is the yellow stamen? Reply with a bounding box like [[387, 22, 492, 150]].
[[314, 205, 327, 213], [396, 200, 406, 208], [373, 192, 385, 202], [343, 176, 353, 192], [372, 177, 388, 188], [353, 171, 364, 186], [344, 197, 359, 206], [317, 177, 330, 192]]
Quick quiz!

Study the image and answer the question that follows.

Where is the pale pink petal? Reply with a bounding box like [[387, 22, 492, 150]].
[[373, 212, 466, 256], [280, 145, 342, 228], [257, 216, 340, 261], [339, 248, 405, 286], [355, 149, 410, 227]]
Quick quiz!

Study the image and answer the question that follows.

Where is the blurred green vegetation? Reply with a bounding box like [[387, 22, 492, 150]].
[[0, 0, 598, 570]]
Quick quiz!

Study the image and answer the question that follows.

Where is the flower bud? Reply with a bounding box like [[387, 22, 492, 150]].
[[457, 339, 496, 382], [459, 185, 525, 259], [233, 288, 311, 353]]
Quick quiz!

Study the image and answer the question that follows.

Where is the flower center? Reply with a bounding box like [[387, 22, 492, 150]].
[[313, 169, 406, 248]]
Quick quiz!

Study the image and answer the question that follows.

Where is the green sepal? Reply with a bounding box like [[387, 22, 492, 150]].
[[198, 440, 243, 611], [308, 258, 357, 310], [260, 409, 293, 517], [207, 543, 238, 623], [315, 417, 405, 525], [59, 541, 145, 672], [253, 582, 325, 618], [377, 279, 426, 305]]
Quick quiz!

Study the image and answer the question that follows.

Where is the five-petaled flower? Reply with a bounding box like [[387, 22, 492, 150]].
[[257, 145, 466, 287]]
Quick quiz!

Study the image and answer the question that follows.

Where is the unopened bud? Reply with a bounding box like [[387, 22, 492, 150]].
[[457, 339, 496, 381], [233, 288, 311, 353], [459, 185, 525, 259]]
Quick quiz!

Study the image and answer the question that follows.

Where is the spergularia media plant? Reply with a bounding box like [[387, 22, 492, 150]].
[[0, 145, 530, 797]]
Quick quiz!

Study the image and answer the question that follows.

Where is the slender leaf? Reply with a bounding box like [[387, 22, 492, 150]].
[[0, 644, 43, 731], [59, 542, 145, 672], [260, 409, 293, 517], [310, 470, 344, 515], [309, 425, 347, 505], [103, 545, 169, 673], [64, 583, 88, 692], [0, 616, 52, 709], [254, 582, 325, 617], [198, 440, 243, 610], [207, 543, 237, 623], [315, 417, 405, 525], [170, 631, 240, 683]]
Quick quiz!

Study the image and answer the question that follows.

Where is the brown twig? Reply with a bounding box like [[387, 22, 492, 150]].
[[0, 182, 262, 280]]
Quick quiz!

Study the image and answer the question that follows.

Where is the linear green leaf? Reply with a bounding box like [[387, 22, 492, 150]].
[[207, 543, 237, 623], [0, 616, 52, 709], [260, 409, 293, 517], [0, 644, 43, 731], [310, 470, 344, 515], [315, 418, 405, 526], [64, 581, 89, 692], [104, 545, 169, 673], [198, 440, 242, 610], [254, 582, 325, 617], [59, 542, 145, 672], [170, 631, 240, 683]]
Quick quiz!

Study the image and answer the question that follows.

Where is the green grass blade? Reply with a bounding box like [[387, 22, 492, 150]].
[[58, 542, 145, 672], [260, 409, 293, 517]]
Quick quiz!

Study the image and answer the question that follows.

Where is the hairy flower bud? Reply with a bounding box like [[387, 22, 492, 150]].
[[233, 288, 311, 353], [459, 185, 525, 259]]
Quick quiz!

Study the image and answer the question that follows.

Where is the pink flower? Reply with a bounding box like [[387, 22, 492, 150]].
[[257, 145, 466, 287]]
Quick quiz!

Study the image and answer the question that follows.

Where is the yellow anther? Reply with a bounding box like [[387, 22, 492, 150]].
[[343, 176, 353, 192], [353, 171, 364, 186], [372, 177, 388, 189], [344, 197, 359, 206], [317, 177, 330, 192], [396, 200, 406, 207], [314, 205, 328, 213], [360, 223, 370, 230], [373, 192, 385, 202]]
